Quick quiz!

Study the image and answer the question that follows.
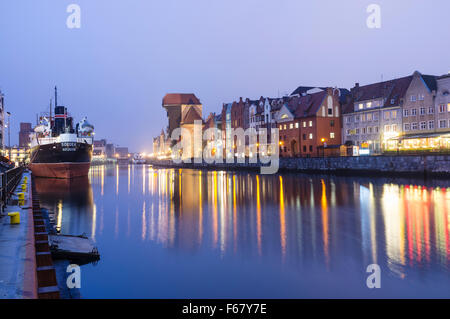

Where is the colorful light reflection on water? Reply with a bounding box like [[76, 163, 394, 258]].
[[34, 165, 450, 298]]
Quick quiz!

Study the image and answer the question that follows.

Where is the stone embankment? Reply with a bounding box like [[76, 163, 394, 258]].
[[147, 155, 450, 177]]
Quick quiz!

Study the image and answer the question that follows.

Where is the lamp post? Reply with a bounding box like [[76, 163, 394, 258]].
[[321, 138, 326, 158], [6, 111, 11, 160]]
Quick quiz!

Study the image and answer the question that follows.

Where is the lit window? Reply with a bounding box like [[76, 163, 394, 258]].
[[309, 121, 313, 127], [295, 122, 299, 128], [289, 123, 293, 129], [330, 132, 335, 138], [367, 102, 372, 108], [359, 103, 364, 109], [284, 124, 287, 130], [391, 110, 397, 119], [309, 133, 313, 139], [303, 122, 306, 128], [279, 125, 282, 130]]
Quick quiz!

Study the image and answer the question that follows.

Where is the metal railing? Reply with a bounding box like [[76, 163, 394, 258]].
[[1, 166, 25, 211]]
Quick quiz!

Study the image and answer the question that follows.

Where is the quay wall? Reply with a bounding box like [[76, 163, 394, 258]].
[[147, 155, 450, 177]]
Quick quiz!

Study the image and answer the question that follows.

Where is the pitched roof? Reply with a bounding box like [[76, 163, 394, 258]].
[[421, 74, 437, 92], [291, 86, 323, 96], [291, 86, 350, 104], [353, 76, 413, 104], [162, 93, 201, 106], [293, 91, 327, 118], [181, 107, 202, 124]]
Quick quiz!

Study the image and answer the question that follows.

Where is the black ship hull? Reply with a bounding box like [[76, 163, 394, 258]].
[[29, 142, 92, 178]]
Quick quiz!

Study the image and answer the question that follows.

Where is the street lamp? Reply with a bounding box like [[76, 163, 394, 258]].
[[321, 138, 326, 158], [6, 111, 11, 160]]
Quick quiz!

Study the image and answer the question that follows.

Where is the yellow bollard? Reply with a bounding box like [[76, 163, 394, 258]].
[[18, 193, 24, 200], [8, 212, 20, 224]]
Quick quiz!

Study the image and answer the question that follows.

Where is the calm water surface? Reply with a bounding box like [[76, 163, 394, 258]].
[[34, 164, 450, 298]]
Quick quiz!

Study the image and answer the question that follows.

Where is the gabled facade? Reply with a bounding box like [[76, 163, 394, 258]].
[[276, 88, 341, 157], [402, 71, 437, 135]]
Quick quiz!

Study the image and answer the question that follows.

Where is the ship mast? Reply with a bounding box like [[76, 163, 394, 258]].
[[49, 98, 52, 122]]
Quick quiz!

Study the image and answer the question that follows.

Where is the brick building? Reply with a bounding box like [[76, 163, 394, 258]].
[[275, 88, 341, 157], [19, 122, 33, 148]]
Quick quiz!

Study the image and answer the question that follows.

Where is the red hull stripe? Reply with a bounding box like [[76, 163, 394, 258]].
[[29, 162, 90, 179]]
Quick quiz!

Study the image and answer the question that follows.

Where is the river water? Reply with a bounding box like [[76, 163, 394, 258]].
[[34, 164, 450, 298]]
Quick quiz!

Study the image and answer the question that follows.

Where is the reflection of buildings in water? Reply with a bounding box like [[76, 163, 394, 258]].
[[34, 176, 95, 237], [133, 167, 449, 273], [382, 184, 449, 276]]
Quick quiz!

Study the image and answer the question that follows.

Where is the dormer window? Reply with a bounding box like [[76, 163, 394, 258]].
[[410, 95, 416, 102]]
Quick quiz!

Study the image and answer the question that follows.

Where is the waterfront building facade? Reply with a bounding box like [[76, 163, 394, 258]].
[[436, 74, 450, 134], [153, 129, 171, 157], [276, 88, 342, 157], [203, 113, 222, 158], [179, 103, 203, 160], [221, 103, 233, 159], [162, 93, 202, 139], [93, 139, 107, 159], [342, 75, 413, 154]]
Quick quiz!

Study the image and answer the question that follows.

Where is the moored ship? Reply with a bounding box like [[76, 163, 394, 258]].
[[29, 88, 94, 179]]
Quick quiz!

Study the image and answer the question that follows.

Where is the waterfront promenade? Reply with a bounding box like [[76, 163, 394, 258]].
[[0, 171, 36, 298]]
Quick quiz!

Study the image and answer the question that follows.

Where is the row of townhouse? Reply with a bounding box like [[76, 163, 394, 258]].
[[204, 86, 350, 158], [156, 70, 450, 159], [342, 71, 450, 154]]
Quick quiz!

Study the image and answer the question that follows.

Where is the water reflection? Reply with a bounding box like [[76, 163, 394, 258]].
[[34, 164, 450, 297]]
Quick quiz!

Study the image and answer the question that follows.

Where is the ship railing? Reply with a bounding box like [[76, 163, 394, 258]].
[[1, 166, 25, 213], [77, 137, 93, 144], [38, 137, 58, 145]]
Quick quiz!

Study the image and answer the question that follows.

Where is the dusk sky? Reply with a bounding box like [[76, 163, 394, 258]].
[[0, 0, 449, 152]]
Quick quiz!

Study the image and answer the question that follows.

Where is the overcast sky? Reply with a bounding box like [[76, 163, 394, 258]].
[[0, 0, 449, 152]]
